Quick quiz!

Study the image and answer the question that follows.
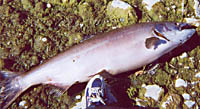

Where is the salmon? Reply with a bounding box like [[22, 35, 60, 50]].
[[0, 22, 196, 108]]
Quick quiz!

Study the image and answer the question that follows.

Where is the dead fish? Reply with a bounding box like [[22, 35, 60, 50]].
[[0, 22, 196, 108]]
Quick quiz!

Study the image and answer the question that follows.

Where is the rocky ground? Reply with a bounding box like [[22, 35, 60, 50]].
[[0, 0, 199, 108]]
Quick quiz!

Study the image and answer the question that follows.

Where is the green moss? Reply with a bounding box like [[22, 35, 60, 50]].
[[154, 71, 170, 86]]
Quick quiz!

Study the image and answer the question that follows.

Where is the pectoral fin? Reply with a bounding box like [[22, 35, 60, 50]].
[[145, 37, 167, 50], [145, 37, 160, 49]]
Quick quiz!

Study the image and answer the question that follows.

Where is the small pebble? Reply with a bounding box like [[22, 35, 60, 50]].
[[195, 72, 200, 78], [182, 93, 190, 100], [47, 3, 51, 8], [19, 100, 30, 109], [143, 84, 163, 101], [175, 78, 187, 87], [180, 52, 188, 59], [75, 95, 81, 100], [42, 37, 47, 42], [80, 23, 83, 27], [184, 100, 195, 108]]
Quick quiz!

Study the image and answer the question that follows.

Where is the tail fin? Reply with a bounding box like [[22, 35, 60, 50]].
[[0, 71, 22, 109]]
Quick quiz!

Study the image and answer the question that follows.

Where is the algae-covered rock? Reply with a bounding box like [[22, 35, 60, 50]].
[[35, 2, 45, 12], [34, 35, 49, 52], [136, 84, 164, 107], [154, 71, 170, 86], [66, 33, 83, 46], [0, 48, 9, 58], [106, 0, 137, 25], [0, 5, 13, 16], [160, 93, 182, 108], [78, 2, 93, 20], [21, 0, 33, 10]]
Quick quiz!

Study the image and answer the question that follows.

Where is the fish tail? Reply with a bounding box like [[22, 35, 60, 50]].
[[0, 70, 22, 109]]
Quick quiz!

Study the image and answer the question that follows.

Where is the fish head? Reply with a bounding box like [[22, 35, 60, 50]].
[[143, 22, 196, 64], [145, 22, 196, 52], [153, 22, 196, 45]]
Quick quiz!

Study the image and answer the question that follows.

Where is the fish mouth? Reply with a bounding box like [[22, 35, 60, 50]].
[[178, 23, 197, 30]]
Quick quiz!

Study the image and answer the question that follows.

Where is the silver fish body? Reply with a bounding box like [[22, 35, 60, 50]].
[[0, 22, 196, 108]]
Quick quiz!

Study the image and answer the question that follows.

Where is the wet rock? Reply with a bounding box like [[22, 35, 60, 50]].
[[141, 84, 164, 101]]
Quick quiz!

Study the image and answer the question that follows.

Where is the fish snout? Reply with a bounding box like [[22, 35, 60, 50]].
[[177, 23, 196, 44], [178, 23, 197, 30]]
